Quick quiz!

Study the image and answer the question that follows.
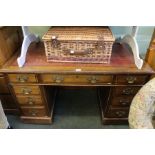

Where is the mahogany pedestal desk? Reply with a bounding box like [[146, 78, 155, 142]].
[[0, 42, 154, 125]]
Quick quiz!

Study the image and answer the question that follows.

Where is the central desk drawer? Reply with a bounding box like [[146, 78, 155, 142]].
[[16, 95, 43, 106], [12, 86, 41, 95], [41, 74, 113, 85], [8, 74, 38, 83]]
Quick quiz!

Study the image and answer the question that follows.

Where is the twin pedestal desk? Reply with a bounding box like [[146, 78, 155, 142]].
[[0, 42, 154, 125]]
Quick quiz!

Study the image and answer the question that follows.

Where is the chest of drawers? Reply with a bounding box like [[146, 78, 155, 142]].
[[7, 73, 57, 124], [98, 74, 150, 124]]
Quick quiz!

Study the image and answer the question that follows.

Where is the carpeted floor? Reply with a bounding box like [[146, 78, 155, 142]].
[[7, 88, 129, 129]]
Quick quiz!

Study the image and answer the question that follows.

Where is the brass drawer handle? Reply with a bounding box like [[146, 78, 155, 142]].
[[30, 111, 37, 116], [17, 75, 28, 83], [119, 99, 130, 106], [115, 111, 126, 117], [53, 75, 64, 83], [88, 76, 98, 84], [126, 76, 136, 84], [28, 101, 34, 105], [63, 49, 93, 55], [22, 88, 32, 95], [27, 97, 35, 105], [122, 88, 134, 95]]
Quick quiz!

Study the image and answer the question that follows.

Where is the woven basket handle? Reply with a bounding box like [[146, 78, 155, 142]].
[[63, 49, 93, 55]]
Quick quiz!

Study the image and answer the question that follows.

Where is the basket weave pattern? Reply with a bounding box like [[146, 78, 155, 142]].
[[43, 27, 114, 63]]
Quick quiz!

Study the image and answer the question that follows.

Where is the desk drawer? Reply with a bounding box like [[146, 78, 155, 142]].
[[115, 74, 148, 85], [12, 86, 41, 95], [41, 74, 113, 85], [110, 96, 134, 107], [112, 86, 140, 96], [8, 74, 38, 83], [21, 106, 47, 117], [105, 108, 129, 118], [0, 76, 9, 93], [16, 95, 43, 106]]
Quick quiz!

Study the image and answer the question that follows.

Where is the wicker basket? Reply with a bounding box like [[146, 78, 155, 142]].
[[42, 26, 115, 63]]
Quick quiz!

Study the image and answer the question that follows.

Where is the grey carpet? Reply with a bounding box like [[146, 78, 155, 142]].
[[7, 87, 129, 129]]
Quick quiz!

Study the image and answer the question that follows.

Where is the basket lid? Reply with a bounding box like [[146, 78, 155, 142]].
[[42, 26, 115, 42]]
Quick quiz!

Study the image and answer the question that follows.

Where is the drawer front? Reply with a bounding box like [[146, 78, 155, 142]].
[[105, 108, 129, 118], [0, 76, 10, 93], [115, 74, 148, 85], [8, 74, 38, 83], [110, 96, 134, 107], [112, 86, 140, 96], [21, 107, 47, 117], [16, 95, 43, 106], [12, 86, 41, 95], [41, 74, 113, 85], [0, 95, 17, 109]]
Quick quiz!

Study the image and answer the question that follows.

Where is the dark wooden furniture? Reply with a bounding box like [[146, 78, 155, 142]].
[[0, 41, 154, 125], [0, 26, 23, 114]]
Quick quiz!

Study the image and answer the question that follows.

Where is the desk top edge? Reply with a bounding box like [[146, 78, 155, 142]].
[[0, 42, 154, 74]]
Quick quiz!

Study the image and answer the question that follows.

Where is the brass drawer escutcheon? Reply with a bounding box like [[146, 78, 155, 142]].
[[27, 97, 35, 105], [22, 88, 32, 95], [53, 75, 64, 83], [119, 99, 130, 106], [115, 111, 126, 117], [122, 88, 134, 95], [126, 76, 137, 84], [30, 111, 37, 116], [16, 75, 28, 83], [88, 76, 98, 84]]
